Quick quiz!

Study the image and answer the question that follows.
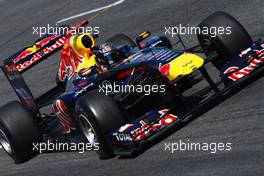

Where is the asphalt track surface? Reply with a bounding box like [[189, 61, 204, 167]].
[[0, 0, 264, 175]]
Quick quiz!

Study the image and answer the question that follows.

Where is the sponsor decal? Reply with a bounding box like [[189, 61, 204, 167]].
[[130, 109, 178, 141], [224, 46, 264, 81], [14, 50, 36, 64], [16, 36, 66, 72], [15, 35, 58, 64], [226, 57, 264, 81], [113, 133, 133, 142]]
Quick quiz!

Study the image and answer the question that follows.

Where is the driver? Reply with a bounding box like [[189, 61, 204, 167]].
[[57, 33, 123, 85], [57, 34, 111, 83], [58, 33, 132, 93], [72, 42, 123, 80]]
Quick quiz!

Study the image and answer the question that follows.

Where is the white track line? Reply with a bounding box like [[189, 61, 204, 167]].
[[56, 0, 125, 24]]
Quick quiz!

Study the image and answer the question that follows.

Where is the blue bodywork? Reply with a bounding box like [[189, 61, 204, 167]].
[[51, 35, 184, 143]]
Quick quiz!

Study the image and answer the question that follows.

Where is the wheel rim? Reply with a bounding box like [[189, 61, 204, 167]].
[[0, 129, 12, 155], [200, 38, 215, 54], [79, 114, 98, 145]]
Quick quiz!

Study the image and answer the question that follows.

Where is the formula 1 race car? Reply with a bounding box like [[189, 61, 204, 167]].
[[0, 11, 263, 163]]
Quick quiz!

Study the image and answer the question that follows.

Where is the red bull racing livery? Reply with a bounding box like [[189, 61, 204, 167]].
[[0, 12, 263, 163]]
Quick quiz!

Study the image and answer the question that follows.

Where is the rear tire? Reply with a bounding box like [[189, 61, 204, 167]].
[[106, 34, 136, 48], [75, 90, 126, 159], [0, 101, 41, 163], [197, 11, 252, 70]]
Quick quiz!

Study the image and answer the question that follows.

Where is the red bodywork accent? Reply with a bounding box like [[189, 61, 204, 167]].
[[54, 100, 76, 134], [13, 35, 58, 64], [131, 109, 178, 141], [225, 47, 264, 81], [57, 38, 83, 82], [223, 66, 239, 75], [57, 20, 90, 82], [116, 67, 145, 80], [228, 57, 264, 81], [15, 36, 66, 72], [159, 64, 170, 76]]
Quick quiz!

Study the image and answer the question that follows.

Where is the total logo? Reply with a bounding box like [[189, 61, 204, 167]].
[[113, 133, 133, 142]]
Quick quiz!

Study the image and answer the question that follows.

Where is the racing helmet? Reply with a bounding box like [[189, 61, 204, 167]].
[[99, 42, 121, 66], [99, 42, 133, 67]]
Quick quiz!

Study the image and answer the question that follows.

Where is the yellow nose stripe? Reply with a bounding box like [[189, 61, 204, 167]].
[[168, 53, 204, 80]]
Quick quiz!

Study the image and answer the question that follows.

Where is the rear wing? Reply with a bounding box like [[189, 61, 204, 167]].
[[1, 34, 66, 110], [13, 35, 66, 73], [1, 20, 89, 111]]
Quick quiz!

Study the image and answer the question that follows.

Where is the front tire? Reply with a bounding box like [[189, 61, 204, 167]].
[[75, 90, 126, 159], [197, 11, 252, 70]]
